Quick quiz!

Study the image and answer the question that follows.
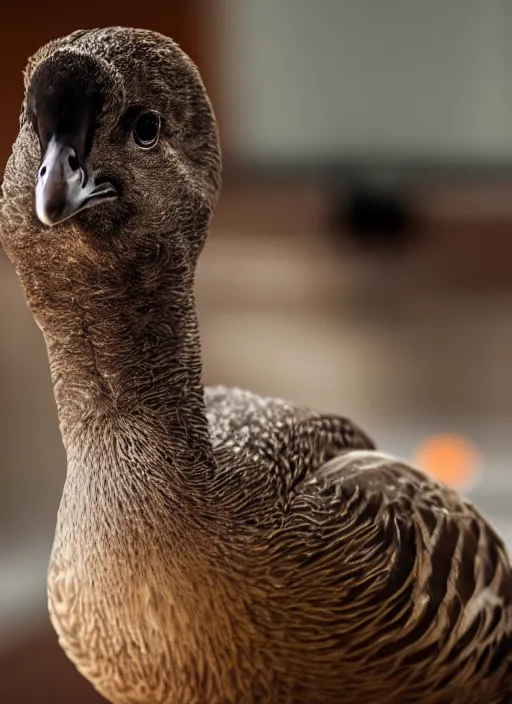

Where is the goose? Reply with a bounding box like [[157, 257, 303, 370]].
[[1, 26, 512, 704]]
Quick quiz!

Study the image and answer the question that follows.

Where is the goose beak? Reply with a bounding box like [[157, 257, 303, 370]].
[[35, 137, 117, 227]]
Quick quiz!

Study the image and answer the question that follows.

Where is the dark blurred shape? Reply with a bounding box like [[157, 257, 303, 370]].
[[329, 183, 417, 250]]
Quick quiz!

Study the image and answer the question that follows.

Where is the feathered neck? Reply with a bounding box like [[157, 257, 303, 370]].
[[7, 219, 214, 478]]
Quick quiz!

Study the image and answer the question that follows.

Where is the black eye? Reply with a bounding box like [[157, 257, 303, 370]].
[[133, 111, 161, 149]]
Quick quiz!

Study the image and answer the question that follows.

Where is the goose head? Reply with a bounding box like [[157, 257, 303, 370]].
[[1, 27, 221, 279]]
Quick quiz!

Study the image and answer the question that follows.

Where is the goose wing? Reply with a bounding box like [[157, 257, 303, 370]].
[[205, 384, 375, 481], [289, 450, 512, 698]]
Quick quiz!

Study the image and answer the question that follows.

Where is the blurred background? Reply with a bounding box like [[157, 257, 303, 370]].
[[1, 1, 512, 701]]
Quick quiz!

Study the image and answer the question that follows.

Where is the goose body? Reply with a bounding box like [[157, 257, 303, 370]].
[[1, 27, 511, 704]]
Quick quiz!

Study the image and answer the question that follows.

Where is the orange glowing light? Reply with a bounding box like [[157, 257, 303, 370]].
[[413, 434, 480, 490]]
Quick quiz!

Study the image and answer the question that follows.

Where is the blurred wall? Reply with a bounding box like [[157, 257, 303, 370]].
[[221, 0, 512, 163]]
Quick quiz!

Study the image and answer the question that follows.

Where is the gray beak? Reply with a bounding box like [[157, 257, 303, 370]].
[[35, 137, 117, 226]]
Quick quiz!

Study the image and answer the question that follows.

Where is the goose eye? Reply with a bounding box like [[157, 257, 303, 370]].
[[133, 111, 161, 149]]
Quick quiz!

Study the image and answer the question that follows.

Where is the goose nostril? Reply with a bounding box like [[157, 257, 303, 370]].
[[68, 153, 80, 172], [39, 165, 47, 178]]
